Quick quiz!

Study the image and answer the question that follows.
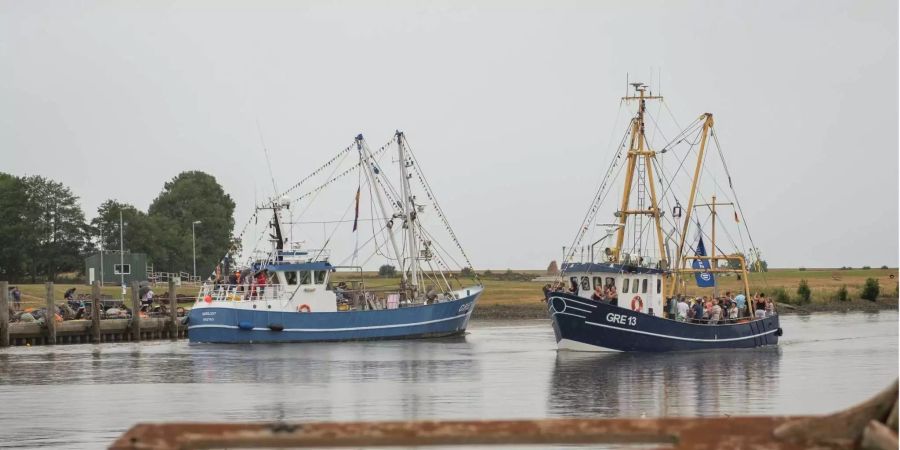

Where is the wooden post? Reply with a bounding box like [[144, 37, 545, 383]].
[[91, 281, 101, 344], [45, 282, 56, 345], [0, 281, 9, 347], [130, 281, 141, 342], [169, 280, 177, 340]]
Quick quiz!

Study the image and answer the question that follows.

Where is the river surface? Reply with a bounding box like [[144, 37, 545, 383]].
[[0, 311, 896, 449]]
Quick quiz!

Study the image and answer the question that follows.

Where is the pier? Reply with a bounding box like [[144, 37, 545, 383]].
[[1, 280, 188, 347]]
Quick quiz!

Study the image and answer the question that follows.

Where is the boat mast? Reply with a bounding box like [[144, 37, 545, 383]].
[[356, 134, 408, 286], [670, 113, 713, 296], [396, 131, 420, 297], [612, 83, 667, 272]]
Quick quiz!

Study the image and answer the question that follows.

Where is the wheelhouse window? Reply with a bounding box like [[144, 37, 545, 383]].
[[657, 279, 662, 293], [285, 271, 298, 285], [314, 270, 327, 284], [569, 277, 578, 291], [605, 277, 615, 288], [580, 276, 590, 291], [642, 278, 648, 294], [114, 264, 131, 275], [593, 277, 603, 289], [299, 271, 311, 285], [622, 278, 630, 293]]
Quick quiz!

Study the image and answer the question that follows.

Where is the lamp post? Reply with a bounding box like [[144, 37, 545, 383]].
[[192, 221, 202, 282], [99, 226, 104, 286], [119, 210, 126, 299]]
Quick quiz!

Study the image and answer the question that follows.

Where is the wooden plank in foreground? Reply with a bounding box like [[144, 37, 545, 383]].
[[110, 378, 898, 449]]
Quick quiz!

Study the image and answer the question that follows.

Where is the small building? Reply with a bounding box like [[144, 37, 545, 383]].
[[84, 251, 148, 286]]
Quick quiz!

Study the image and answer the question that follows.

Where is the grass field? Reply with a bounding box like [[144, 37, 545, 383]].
[[6, 268, 897, 312]]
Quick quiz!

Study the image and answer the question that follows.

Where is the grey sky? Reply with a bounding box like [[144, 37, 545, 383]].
[[1, 0, 896, 269]]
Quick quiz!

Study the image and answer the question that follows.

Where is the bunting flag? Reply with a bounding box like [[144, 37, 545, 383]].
[[692, 236, 716, 287], [352, 186, 361, 232]]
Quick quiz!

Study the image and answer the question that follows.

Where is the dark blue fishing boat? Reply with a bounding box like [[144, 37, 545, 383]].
[[189, 132, 482, 344], [547, 82, 781, 352]]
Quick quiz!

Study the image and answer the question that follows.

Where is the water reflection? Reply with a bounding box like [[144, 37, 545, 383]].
[[549, 348, 782, 418]]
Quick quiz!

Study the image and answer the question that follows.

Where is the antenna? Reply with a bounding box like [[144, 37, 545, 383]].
[[625, 73, 629, 98], [255, 119, 279, 199]]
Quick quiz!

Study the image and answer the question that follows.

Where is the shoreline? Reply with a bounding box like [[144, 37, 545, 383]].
[[469, 298, 899, 321]]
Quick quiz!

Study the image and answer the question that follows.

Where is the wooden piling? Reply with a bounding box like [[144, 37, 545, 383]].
[[0, 281, 9, 347], [130, 281, 141, 342], [169, 280, 177, 340], [45, 282, 56, 345], [91, 281, 101, 344]]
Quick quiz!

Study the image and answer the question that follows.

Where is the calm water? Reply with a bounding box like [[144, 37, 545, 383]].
[[0, 312, 896, 449]]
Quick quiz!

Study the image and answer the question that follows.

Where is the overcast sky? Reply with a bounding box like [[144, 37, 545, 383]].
[[1, 0, 897, 269]]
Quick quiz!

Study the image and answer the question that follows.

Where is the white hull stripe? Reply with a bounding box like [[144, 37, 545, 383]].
[[560, 298, 597, 309], [551, 311, 587, 319], [189, 312, 469, 333], [566, 305, 593, 314], [584, 321, 778, 342]]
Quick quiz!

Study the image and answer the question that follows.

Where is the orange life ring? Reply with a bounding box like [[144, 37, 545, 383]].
[[298, 304, 312, 313], [631, 295, 643, 312]]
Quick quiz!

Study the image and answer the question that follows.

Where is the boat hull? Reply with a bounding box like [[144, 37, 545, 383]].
[[187, 292, 480, 344], [548, 292, 780, 352]]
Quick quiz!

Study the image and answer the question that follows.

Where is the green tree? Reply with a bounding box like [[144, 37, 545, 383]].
[[860, 278, 880, 301], [750, 259, 768, 272], [148, 172, 235, 277], [21, 176, 92, 282], [726, 253, 745, 270], [0, 173, 30, 281], [796, 279, 811, 305], [460, 267, 474, 277], [91, 200, 151, 252], [836, 285, 849, 302], [379, 264, 396, 277]]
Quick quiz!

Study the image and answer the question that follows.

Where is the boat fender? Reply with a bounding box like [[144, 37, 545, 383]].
[[298, 304, 312, 313], [238, 321, 254, 330], [776, 327, 783, 337], [631, 295, 643, 312], [268, 323, 284, 332]]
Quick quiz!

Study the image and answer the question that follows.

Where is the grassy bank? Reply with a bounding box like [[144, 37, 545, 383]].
[[6, 268, 897, 319]]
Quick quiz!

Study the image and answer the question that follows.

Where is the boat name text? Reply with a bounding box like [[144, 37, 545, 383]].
[[606, 313, 637, 326]]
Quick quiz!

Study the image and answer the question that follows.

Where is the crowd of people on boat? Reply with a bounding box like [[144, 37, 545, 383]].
[[671, 291, 775, 324], [542, 280, 620, 306]]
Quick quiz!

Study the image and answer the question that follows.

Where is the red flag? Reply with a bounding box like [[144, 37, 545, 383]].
[[352, 186, 361, 232]]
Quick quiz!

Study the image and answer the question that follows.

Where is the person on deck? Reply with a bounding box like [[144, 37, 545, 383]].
[[754, 293, 767, 319], [765, 297, 775, 317], [709, 299, 722, 325], [728, 300, 739, 322], [253, 270, 268, 299], [606, 284, 618, 306], [676, 297, 689, 322], [591, 285, 605, 302], [691, 299, 704, 324], [735, 293, 747, 317]]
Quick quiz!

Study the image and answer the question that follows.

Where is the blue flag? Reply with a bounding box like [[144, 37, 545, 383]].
[[692, 236, 716, 287]]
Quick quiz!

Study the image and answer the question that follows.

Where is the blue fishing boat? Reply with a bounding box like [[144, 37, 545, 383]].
[[189, 132, 482, 344], [546, 82, 781, 352]]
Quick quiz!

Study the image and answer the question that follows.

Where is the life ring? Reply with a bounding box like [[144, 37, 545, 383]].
[[630, 295, 643, 312], [298, 304, 311, 313]]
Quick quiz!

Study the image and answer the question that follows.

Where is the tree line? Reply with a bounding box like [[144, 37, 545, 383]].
[[0, 171, 235, 283]]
